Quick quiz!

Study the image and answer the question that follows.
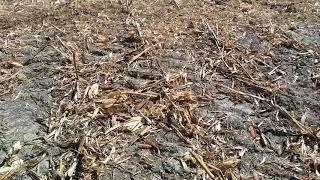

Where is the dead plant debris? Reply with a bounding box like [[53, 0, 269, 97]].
[[0, 0, 319, 179]]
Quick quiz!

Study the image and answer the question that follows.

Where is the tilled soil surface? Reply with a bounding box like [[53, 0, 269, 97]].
[[0, 0, 319, 179]]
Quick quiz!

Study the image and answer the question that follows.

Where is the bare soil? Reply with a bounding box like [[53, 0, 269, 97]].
[[0, 0, 319, 179]]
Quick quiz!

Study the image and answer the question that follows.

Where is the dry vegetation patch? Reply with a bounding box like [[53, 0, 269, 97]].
[[0, 0, 319, 179]]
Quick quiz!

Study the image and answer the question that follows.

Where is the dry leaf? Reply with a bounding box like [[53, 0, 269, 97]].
[[260, 133, 269, 147], [8, 141, 22, 155], [13, 141, 22, 152], [67, 159, 77, 177], [88, 83, 99, 99], [239, 147, 247, 157], [91, 107, 100, 118], [101, 147, 116, 164], [124, 116, 143, 132], [214, 122, 221, 132], [140, 126, 152, 136], [101, 98, 117, 109], [9, 61, 23, 67], [16, 73, 27, 81], [316, 129, 320, 139]]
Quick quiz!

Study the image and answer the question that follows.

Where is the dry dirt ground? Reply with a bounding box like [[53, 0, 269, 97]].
[[0, 0, 320, 179]]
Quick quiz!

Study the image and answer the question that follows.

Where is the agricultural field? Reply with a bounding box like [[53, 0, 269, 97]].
[[0, 0, 319, 179]]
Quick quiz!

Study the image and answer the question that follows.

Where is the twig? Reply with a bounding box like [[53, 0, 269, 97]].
[[311, 74, 320, 80], [128, 46, 153, 66], [214, 82, 268, 101], [206, 164, 224, 178], [55, 35, 80, 104], [233, 56, 254, 79], [272, 104, 315, 138], [154, 58, 166, 76], [55, 35, 79, 80], [49, 23, 66, 35], [268, 65, 281, 75], [191, 151, 216, 179], [172, 0, 181, 8], [122, 91, 159, 98], [234, 76, 274, 93], [128, 69, 162, 80], [202, 19, 229, 68], [202, 19, 220, 48], [71, 51, 79, 81], [23, 40, 50, 65], [56, 35, 72, 54], [134, 21, 142, 38], [172, 125, 194, 148]]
